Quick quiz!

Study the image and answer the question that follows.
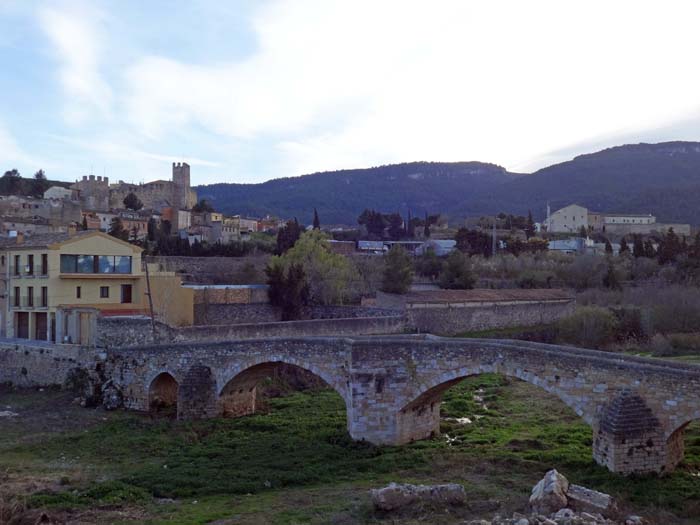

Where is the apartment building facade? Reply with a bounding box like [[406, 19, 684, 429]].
[[0, 231, 145, 343]]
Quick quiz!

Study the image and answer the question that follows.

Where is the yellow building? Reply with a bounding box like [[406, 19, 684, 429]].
[[0, 230, 145, 343]]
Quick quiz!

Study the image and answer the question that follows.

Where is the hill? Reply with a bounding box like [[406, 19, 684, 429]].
[[196, 142, 700, 225]]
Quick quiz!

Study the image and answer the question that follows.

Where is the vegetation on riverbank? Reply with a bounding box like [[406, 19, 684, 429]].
[[2, 374, 699, 524]]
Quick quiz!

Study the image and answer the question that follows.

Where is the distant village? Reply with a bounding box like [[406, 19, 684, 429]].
[[0, 161, 694, 345]]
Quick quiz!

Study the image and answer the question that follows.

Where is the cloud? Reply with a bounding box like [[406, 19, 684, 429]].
[[37, 1, 112, 125], [118, 0, 700, 180]]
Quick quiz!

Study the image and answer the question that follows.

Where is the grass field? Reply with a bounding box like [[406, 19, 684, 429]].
[[1, 374, 699, 524]]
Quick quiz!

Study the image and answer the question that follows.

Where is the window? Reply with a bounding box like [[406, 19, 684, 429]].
[[121, 284, 132, 304], [100, 286, 109, 298], [27, 286, 33, 307], [14, 255, 20, 275], [41, 287, 48, 307], [27, 254, 34, 275], [13, 287, 19, 307], [41, 254, 48, 275], [60, 254, 132, 274], [1, 255, 5, 266], [76, 286, 81, 299]]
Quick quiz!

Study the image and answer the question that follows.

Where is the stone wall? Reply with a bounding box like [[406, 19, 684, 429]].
[[406, 300, 575, 336], [193, 303, 397, 326], [0, 341, 99, 387], [96, 314, 405, 348], [146, 255, 270, 284]]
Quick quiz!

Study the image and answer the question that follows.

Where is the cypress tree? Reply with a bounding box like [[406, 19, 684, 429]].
[[312, 208, 320, 230], [423, 212, 430, 238]]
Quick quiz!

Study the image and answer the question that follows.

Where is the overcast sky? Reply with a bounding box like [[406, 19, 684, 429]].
[[1, 0, 700, 186]]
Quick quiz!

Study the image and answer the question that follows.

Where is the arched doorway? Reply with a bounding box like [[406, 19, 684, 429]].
[[148, 372, 178, 416]]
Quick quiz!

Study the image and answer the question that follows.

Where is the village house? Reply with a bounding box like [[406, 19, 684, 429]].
[[0, 230, 145, 343]]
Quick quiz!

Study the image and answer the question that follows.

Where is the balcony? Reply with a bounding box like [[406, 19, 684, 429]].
[[8, 266, 49, 278]]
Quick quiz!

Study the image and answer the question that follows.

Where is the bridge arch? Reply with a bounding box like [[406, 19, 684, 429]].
[[148, 371, 179, 415], [217, 358, 350, 419], [397, 365, 595, 444]]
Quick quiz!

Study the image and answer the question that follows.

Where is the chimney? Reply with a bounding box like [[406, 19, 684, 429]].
[[16, 232, 24, 245], [68, 224, 77, 237]]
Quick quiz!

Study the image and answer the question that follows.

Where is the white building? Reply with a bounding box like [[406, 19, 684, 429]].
[[545, 204, 589, 233]]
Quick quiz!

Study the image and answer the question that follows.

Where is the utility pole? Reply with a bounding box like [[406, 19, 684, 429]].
[[144, 260, 157, 342], [492, 221, 497, 256]]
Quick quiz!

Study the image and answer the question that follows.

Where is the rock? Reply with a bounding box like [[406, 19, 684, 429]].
[[624, 517, 644, 525], [529, 470, 570, 514], [101, 381, 123, 411], [566, 484, 617, 518], [554, 508, 575, 520], [370, 482, 466, 511], [515, 519, 530, 525]]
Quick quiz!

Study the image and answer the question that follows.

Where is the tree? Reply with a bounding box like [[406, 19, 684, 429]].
[[406, 210, 415, 238], [272, 230, 359, 305], [415, 248, 442, 280], [81, 215, 88, 231], [266, 261, 309, 321], [386, 212, 404, 241], [455, 227, 491, 257], [644, 239, 656, 258], [439, 250, 475, 289], [604, 239, 613, 255], [658, 228, 681, 264], [619, 237, 629, 254], [603, 261, 621, 290], [108, 217, 128, 241], [1, 169, 21, 194], [312, 208, 320, 230], [123, 192, 143, 211], [525, 210, 535, 239], [358, 209, 386, 238], [276, 218, 303, 254], [632, 235, 644, 258], [381, 245, 413, 294], [423, 212, 430, 238], [192, 199, 214, 213], [31, 170, 49, 197], [160, 219, 172, 237], [147, 218, 157, 242], [579, 225, 588, 238]]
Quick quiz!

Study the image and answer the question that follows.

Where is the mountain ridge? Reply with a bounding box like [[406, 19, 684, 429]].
[[196, 141, 700, 225]]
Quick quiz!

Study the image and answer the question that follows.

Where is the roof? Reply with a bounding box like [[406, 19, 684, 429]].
[[403, 288, 573, 304], [0, 230, 142, 252]]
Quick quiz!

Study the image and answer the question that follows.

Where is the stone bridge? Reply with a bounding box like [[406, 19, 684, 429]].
[[104, 335, 700, 475]]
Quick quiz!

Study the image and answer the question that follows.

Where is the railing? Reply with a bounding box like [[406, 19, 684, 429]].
[[7, 266, 49, 278]]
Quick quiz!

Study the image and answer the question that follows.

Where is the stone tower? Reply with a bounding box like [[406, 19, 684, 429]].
[[172, 162, 194, 209]]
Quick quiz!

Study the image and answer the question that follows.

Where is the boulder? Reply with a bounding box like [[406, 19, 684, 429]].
[[529, 470, 569, 514], [566, 484, 618, 518], [370, 482, 466, 511]]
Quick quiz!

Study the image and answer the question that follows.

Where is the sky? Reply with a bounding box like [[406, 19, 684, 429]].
[[1, 0, 700, 186]]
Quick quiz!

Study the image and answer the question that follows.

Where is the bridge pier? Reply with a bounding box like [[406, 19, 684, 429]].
[[592, 389, 677, 475]]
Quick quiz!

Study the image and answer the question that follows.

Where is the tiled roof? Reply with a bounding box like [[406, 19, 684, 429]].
[[0, 230, 92, 249]]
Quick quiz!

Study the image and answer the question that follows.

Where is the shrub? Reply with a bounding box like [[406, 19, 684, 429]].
[[516, 270, 555, 289], [439, 251, 475, 289], [381, 245, 413, 294], [557, 306, 618, 349]]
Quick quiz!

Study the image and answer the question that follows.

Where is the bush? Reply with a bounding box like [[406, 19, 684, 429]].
[[516, 270, 555, 289], [439, 251, 475, 289], [381, 245, 413, 294], [557, 306, 618, 349]]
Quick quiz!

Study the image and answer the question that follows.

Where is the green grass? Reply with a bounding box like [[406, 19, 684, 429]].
[[2, 376, 700, 523]]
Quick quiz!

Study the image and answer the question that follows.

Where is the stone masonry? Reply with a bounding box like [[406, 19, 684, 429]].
[[2, 335, 700, 475], [96, 335, 700, 475]]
